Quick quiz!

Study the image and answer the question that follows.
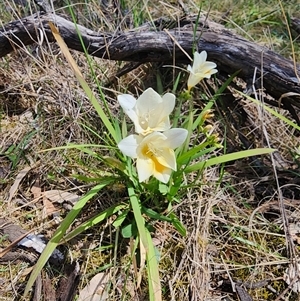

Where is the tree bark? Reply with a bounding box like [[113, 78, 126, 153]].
[[1, 12, 300, 109]]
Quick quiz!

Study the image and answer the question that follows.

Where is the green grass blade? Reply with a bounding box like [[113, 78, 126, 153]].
[[62, 204, 127, 242], [172, 72, 182, 94], [142, 207, 172, 222], [169, 212, 186, 236], [38, 143, 116, 153], [128, 186, 148, 250], [177, 142, 215, 164], [235, 89, 300, 131], [185, 148, 275, 173], [146, 228, 162, 301], [76, 77, 118, 142]]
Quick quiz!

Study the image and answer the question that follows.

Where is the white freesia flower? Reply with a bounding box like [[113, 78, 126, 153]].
[[118, 88, 175, 136], [187, 50, 218, 91], [118, 128, 188, 183]]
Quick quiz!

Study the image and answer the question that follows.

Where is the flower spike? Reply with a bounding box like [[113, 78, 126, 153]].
[[187, 50, 218, 91]]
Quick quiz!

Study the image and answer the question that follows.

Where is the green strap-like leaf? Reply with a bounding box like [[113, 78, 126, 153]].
[[185, 148, 275, 173]]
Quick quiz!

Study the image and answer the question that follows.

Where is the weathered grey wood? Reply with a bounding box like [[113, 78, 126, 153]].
[[1, 13, 300, 107], [291, 17, 300, 36]]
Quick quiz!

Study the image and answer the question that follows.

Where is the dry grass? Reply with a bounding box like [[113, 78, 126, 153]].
[[1, 0, 300, 300]]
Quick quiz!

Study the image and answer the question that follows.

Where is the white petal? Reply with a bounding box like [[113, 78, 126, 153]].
[[136, 158, 154, 182], [136, 88, 162, 116], [153, 167, 172, 183], [156, 148, 176, 170], [133, 88, 165, 133], [148, 93, 175, 131], [151, 116, 171, 132], [118, 135, 142, 158], [159, 92, 175, 118], [162, 128, 188, 149], [142, 131, 166, 145], [193, 51, 207, 68], [188, 73, 203, 89], [134, 122, 145, 134], [202, 67, 218, 78], [118, 94, 139, 124], [118, 94, 136, 111], [202, 61, 217, 70], [162, 93, 176, 110]]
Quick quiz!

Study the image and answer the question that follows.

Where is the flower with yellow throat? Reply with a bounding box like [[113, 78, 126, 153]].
[[118, 128, 188, 183]]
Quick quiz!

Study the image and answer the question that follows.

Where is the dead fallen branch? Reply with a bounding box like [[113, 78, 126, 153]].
[[1, 12, 300, 112], [291, 17, 300, 36]]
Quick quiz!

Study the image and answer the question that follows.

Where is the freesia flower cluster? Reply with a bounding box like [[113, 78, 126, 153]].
[[117, 50, 217, 183], [118, 88, 188, 184]]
